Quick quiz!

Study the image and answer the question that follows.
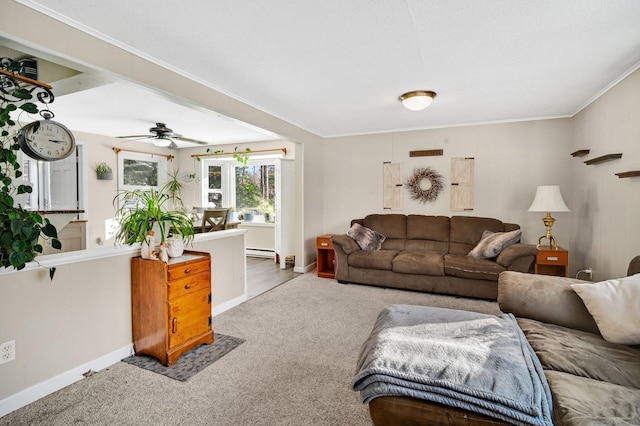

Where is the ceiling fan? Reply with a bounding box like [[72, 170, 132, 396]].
[[117, 122, 210, 149]]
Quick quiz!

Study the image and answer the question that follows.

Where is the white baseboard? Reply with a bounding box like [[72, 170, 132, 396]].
[[0, 296, 247, 418], [0, 344, 133, 418], [300, 262, 316, 274], [212, 294, 247, 316]]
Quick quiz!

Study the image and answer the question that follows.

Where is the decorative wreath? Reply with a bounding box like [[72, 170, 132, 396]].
[[406, 167, 444, 204]]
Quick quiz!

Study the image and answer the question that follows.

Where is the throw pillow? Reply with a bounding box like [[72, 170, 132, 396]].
[[467, 229, 521, 259], [347, 223, 386, 251], [571, 274, 640, 345]]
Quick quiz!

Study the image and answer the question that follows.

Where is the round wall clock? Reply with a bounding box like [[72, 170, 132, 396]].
[[18, 118, 76, 161]]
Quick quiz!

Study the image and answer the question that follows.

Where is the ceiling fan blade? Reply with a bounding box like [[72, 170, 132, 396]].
[[118, 136, 154, 143], [116, 134, 152, 139], [177, 136, 210, 145]]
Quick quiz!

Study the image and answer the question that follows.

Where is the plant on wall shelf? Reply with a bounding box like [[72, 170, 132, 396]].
[[0, 60, 61, 277], [95, 162, 113, 180]]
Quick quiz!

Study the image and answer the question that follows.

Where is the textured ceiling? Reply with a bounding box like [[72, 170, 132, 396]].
[[13, 0, 640, 142]]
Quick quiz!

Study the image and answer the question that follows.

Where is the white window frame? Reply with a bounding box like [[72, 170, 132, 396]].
[[200, 158, 235, 208], [200, 155, 280, 209], [117, 151, 167, 193]]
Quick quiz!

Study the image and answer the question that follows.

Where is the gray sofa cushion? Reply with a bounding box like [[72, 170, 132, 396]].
[[545, 371, 640, 425], [392, 251, 445, 276], [348, 250, 399, 271], [449, 216, 507, 255], [517, 317, 640, 389], [348, 223, 386, 251], [467, 229, 522, 259], [444, 254, 506, 281]]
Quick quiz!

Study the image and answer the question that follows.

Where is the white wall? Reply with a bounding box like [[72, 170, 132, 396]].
[[1, 1, 321, 270], [0, 231, 247, 416], [322, 68, 640, 279], [323, 118, 574, 253], [570, 68, 640, 280]]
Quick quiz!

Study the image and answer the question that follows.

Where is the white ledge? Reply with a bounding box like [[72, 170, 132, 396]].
[[0, 228, 247, 275]]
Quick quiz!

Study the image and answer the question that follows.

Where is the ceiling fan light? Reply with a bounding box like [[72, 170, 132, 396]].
[[153, 137, 172, 147], [399, 90, 436, 111]]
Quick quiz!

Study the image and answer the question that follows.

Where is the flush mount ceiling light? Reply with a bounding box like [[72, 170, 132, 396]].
[[399, 90, 437, 111]]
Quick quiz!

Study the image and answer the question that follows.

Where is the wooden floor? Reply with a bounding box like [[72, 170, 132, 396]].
[[246, 256, 301, 299]]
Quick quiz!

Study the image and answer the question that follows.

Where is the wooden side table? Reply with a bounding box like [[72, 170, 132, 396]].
[[316, 234, 336, 279], [535, 247, 568, 277]]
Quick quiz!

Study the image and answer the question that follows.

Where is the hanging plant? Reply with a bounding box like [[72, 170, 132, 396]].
[[0, 60, 61, 277], [406, 167, 444, 204]]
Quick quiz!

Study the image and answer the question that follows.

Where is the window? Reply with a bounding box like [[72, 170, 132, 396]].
[[201, 157, 277, 221], [235, 163, 275, 215], [117, 152, 167, 192], [22, 146, 82, 211]]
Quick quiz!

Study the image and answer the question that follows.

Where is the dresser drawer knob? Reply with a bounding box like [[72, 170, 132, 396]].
[[320, 242, 328, 246], [184, 284, 191, 290], [172, 317, 178, 333], [184, 268, 191, 274], [546, 256, 558, 261]]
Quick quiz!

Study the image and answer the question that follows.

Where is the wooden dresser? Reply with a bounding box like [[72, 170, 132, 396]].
[[316, 234, 336, 279], [131, 250, 214, 366]]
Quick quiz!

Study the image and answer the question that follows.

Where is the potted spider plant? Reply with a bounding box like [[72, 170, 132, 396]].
[[113, 188, 194, 257]]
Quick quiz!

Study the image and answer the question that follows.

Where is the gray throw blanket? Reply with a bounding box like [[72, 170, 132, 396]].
[[352, 305, 553, 426]]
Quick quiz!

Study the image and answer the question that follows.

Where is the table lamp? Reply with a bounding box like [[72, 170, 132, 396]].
[[528, 185, 570, 249]]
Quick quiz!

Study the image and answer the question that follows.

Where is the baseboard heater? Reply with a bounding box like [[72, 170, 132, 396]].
[[246, 247, 275, 258]]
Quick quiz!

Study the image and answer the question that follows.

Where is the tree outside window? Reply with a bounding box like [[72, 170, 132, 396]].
[[207, 165, 222, 207], [236, 164, 275, 220]]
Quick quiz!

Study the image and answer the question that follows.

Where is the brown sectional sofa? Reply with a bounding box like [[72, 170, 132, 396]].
[[367, 258, 640, 425], [331, 214, 538, 299]]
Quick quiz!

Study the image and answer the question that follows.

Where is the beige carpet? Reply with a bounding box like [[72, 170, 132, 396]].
[[0, 273, 501, 426]]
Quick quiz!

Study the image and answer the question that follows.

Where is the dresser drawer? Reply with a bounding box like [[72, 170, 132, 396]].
[[168, 258, 210, 281], [168, 272, 210, 300], [536, 250, 568, 266], [168, 288, 211, 348], [316, 235, 334, 249]]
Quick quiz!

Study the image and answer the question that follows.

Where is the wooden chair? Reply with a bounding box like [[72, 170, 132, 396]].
[[201, 208, 229, 232]]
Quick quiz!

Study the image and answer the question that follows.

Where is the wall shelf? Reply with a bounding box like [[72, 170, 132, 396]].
[[584, 153, 622, 165], [571, 149, 590, 157], [615, 171, 640, 179]]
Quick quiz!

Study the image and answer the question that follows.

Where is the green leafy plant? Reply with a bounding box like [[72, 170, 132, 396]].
[[162, 168, 187, 211], [196, 146, 251, 164], [113, 188, 195, 245], [160, 168, 196, 211], [95, 162, 111, 173], [258, 198, 274, 215], [0, 60, 61, 276]]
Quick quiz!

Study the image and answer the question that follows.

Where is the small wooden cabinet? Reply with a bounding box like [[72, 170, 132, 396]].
[[316, 234, 336, 279], [131, 250, 214, 366], [535, 247, 568, 277]]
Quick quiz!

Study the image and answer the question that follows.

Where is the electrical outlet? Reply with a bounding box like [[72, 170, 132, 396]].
[[0, 340, 16, 364]]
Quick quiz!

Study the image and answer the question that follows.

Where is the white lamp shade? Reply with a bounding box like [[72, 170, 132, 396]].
[[153, 137, 172, 147], [528, 185, 570, 212]]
